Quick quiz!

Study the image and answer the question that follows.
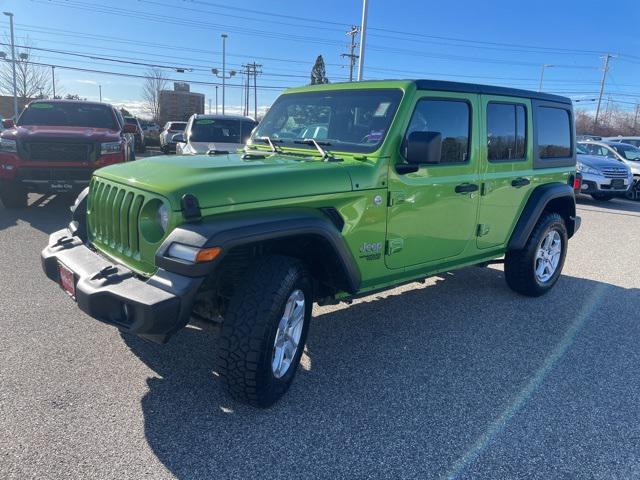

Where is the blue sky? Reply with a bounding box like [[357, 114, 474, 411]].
[[2, 0, 639, 118]]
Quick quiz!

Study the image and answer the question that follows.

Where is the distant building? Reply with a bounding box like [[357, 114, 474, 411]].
[[0, 95, 34, 120], [158, 83, 205, 125]]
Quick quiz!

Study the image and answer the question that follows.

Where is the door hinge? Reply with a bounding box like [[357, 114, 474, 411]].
[[477, 224, 490, 237], [481, 182, 493, 196], [388, 191, 407, 206], [386, 238, 404, 255]]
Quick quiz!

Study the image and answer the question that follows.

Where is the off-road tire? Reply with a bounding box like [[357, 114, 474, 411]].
[[0, 182, 27, 208], [504, 212, 568, 297], [591, 193, 612, 201], [216, 255, 313, 408]]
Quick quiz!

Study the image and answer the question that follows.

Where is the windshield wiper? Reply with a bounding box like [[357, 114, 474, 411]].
[[253, 136, 283, 153], [293, 138, 341, 162]]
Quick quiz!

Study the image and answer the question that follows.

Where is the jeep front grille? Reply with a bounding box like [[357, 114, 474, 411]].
[[602, 167, 628, 179], [89, 179, 145, 257]]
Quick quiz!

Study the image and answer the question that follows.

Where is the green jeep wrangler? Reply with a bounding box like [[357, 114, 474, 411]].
[[42, 80, 580, 407]]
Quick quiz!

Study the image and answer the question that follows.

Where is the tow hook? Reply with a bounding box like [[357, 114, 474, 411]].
[[53, 236, 75, 248], [91, 265, 118, 280]]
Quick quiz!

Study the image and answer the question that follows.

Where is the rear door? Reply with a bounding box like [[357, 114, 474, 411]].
[[476, 96, 533, 249], [385, 93, 481, 269]]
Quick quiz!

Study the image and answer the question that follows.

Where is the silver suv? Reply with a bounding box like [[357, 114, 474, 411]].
[[576, 143, 632, 200]]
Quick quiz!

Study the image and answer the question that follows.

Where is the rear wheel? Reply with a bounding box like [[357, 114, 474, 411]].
[[216, 255, 312, 408], [505, 212, 568, 297], [626, 177, 640, 201], [0, 182, 27, 208]]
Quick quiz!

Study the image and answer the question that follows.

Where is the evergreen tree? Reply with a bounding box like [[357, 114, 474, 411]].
[[310, 55, 329, 85]]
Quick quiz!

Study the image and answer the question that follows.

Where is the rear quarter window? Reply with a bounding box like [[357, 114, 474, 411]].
[[532, 101, 575, 168]]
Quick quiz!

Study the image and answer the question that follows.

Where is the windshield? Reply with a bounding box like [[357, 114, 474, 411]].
[[168, 122, 186, 131], [19, 102, 117, 129], [189, 118, 256, 144], [125, 117, 137, 125], [253, 89, 403, 154], [612, 144, 640, 161], [576, 144, 587, 154]]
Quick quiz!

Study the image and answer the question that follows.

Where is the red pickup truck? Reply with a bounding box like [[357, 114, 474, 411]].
[[0, 100, 136, 208]]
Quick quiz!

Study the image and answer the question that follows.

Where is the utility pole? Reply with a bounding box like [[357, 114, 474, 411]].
[[208, 98, 211, 114], [215, 86, 218, 114], [633, 104, 639, 132], [245, 67, 250, 116], [341, 26, 359, 82], [51, 66, 56, 98], [242, 63, 262, 119], [357, 0, 369, 81], [3, 12, 18, 119], [98, 84, 102, 102], [538, 64, 554, 92], [594, 53, 615, 131]]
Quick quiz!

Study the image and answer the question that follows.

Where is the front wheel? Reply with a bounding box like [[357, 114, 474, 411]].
[[504, 213, 568, 297], [216, 255, 313, 408]]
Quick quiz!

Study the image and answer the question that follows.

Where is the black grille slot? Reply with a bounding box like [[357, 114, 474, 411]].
[[25, 142, 92, 162], [17, 167, 93, 182]]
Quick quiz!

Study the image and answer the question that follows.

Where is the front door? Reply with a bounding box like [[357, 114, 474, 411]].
[[385, 93, 480, 269]]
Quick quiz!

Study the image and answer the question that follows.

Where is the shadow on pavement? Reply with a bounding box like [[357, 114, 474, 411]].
[[576, 194, 640, 214], [0, 193, 75, 234], [122, 267, 640, 478]]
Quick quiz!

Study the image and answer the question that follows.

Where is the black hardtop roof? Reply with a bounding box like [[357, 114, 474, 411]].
[[415, 79, 572, 105]]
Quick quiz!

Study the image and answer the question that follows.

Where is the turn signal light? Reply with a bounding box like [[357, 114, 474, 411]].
[[195, 247, 221, 263]]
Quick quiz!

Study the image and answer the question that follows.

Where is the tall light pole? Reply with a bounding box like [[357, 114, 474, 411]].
[[215, 85, 218, 114], [98, 84, 102, 102], [51, 66, 56, 98], [3, 12, 18, 119], [538, 64, 554, 91], [356, 0, 369, 81], [211, 34, 236, 115]]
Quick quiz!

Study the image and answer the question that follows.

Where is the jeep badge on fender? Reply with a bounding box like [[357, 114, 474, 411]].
[[41, 79, 580, 408]]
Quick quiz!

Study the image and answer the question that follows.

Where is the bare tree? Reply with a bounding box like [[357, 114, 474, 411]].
[[0, 36, 55, 101], [142, 68, 168, 122]]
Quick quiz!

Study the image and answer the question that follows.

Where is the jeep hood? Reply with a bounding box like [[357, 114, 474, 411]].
[[95, 152, 355, 209]]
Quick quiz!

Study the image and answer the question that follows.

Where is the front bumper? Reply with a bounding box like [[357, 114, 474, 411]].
[[579, 172, 631, 195], [41, 228, 203, 343]]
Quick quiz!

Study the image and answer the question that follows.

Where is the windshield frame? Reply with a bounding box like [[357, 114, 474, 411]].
[[17, 101, 118, 130], [251, 88, 405, 155]]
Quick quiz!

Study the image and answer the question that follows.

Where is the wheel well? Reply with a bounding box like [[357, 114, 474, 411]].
[[193, 234, 353, 320], [543, 196, 576, 236]]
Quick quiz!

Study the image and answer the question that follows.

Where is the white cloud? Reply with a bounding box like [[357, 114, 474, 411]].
[[76, 79, 98, 85]]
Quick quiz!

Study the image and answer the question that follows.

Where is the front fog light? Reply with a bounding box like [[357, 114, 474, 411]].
[[157, 203, 169, 232]]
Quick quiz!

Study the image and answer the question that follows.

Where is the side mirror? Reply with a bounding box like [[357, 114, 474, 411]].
[[123, 123, 137, 134], [405, 131, 442, 165], [171, 133, 185, 143], [2, 119, 15, 129]]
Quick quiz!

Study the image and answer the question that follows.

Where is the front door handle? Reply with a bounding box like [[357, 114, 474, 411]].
[[455, 183, 479, 194], [511, 177, 531, 188]]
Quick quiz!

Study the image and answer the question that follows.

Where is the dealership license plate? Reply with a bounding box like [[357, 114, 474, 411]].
[[58, 262, 76, 299], [50, 182, 74, 192], [611, 179, 625, 189]]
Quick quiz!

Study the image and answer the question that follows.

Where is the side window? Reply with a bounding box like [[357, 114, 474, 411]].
[[405, 98, 470, 164], [537, 107, 571, 158], [487, 102, 527, 161]]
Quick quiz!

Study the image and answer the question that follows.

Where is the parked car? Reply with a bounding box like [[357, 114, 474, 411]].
[[0, 99, 136, 208], [174, 114, 257, 155], [124, 116, 145, 153], [603, 136, 640, 148], [575, 143, 632, 200], [139, 120, 159, 136], [42, 79, 581, 407], [159, 121, 187, 153], [578, 140, 640, 184]]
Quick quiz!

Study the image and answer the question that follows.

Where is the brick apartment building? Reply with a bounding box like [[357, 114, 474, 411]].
[[158, 82, 205, 125]]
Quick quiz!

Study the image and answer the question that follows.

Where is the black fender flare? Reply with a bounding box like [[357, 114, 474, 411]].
[[508, 183, 578, 251], [155, 208, 361, 293]]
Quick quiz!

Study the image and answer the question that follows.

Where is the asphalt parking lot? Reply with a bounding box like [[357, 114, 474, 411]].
[[1, 193, 639, 479]]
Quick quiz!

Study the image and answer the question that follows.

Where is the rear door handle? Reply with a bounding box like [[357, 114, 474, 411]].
[[511, 177, 531, 188], [455, 183, 479, 194]]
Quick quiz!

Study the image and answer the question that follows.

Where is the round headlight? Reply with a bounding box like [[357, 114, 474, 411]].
[[157, 203, 169, 232]]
